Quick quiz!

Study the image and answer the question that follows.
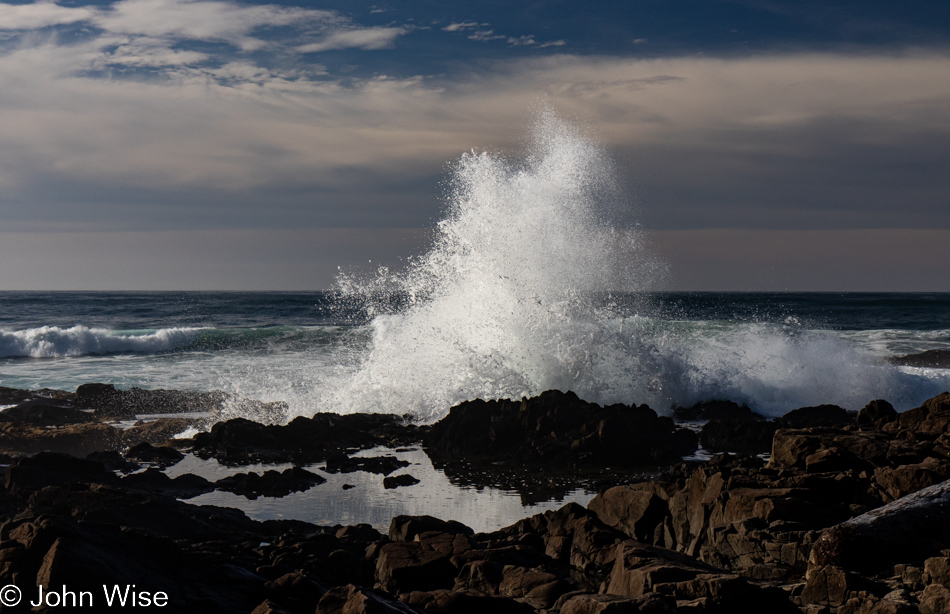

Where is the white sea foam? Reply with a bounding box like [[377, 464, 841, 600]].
[[312, 110, 950, 421], [0, 325, 201, 358]]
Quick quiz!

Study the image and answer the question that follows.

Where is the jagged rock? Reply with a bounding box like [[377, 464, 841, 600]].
[[587, 484, 669, 544], [389, 515, 474, 542], [214, 467, 326, 499], [384, 474, 420, 489], [0, 399, 94, 425], [0, 421, 121, 457], [316, 584, 421, 614], [856, 400, 898, 428], [425, 390, 696, 468], [700, 420, 777, 454], [192, 413, 422, 464], [122, 467, 214, 498], [673, 401, 763, 422], [918, 583, 950, 614], [400, 589, 534, 613], [776, 405, 853, 429], [375, 531, 477, 593], [124, 441, 185, 467], [324, 454, 410, 475], [811, 478, 950, 573], [558, 592, 675, 613]]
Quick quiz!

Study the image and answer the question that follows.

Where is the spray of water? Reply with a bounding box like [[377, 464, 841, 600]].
[[326, 110, 660, 421], [281, 110, 948, 422]]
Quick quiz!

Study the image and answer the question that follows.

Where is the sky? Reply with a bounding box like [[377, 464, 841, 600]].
[[0, 0, 948, 291]]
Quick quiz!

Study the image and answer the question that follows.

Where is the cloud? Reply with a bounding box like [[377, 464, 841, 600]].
[[296, 27, 407, 53], [91, 0, 337, 46], [467, 30, 504, 42], [507, 35, 536, 46], [0, 44, 947, 239], [0, 1, 95, 30], [442, 22, 478, 32]]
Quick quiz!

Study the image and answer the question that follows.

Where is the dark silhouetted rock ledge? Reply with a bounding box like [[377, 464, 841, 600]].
[[424, 389, 698, 468]]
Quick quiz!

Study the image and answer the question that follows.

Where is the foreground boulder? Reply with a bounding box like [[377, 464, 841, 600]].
[[424, 390, 697, 468]]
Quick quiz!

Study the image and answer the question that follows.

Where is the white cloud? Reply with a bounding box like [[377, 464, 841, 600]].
[[92, 0, 337, 43], [468, 29, 504, 42], [442, 21, 478, 32], [507, 35, 535, 46], [0, 1, 95, 30], [296, 26, 406, 53], [539, 40, 566, 48]]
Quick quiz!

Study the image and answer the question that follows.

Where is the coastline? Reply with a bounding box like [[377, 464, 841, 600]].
[[2, 384, 950, 612]]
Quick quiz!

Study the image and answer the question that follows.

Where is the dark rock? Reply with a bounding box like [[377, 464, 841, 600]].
[[125, 441, 185, 467], [673, 400, 763, 422], [85, 450, 140, 473], [75, 383, 230, 419], [122, 417, 200, 448], [215, 467, 326, 499], [324, 454, 410, 475], [700, 419, 777, 454], [811, 478, 950, 573], [4, 452, 119, 496], [559, 592, 675, 613], [317, 584, 422, 613], [375, 531, 477, 593], [400, 589, 534, 613], [384, 473, 419, 489], [192, 413, 422, 465], [122, 467, 215, 498], [588, 484, 669, 544], [0, 399, 94, 426], [0, 421, 121, 456], [776, 405, 853, 429], [389, 515, 474, 542], [424, 390, 697, 468], [856, 400, 898, 428]]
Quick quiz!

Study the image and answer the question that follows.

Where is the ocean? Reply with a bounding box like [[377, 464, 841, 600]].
[[1, 291, 948, 423]]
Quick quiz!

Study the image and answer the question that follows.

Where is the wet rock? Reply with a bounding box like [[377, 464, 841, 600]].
[[856, 400, 898, 428], [122, 467, 214, 498], [85, 450, 141, 473], [122, 417, 200, 448], [700, 420, 777, 454], [125, 441, 185, 467], [0, 421, 121, 457], [324, 454, 410, 475], [384, 474, 420, 489], [673, 400, 764, 422], [215, 467, 327, 499], [0, 399, 95, 426], [424, 390, 697, 468], [192, 413, 423, 464], [4, 452, 119, 496], [776, 405, 853, 429], [75, 383, 230, 419]]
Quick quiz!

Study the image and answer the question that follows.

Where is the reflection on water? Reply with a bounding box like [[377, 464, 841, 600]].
[[166, 446, 597, 533]]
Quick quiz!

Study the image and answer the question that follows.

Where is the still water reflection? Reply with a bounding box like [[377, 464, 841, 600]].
[[166, 446, 597, 533]]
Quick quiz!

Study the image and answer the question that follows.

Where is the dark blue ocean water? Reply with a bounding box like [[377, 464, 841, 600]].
[[1, 291, 949, 419]]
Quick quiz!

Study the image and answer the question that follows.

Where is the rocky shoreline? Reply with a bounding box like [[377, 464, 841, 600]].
[[1, 385, 950, 613]]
